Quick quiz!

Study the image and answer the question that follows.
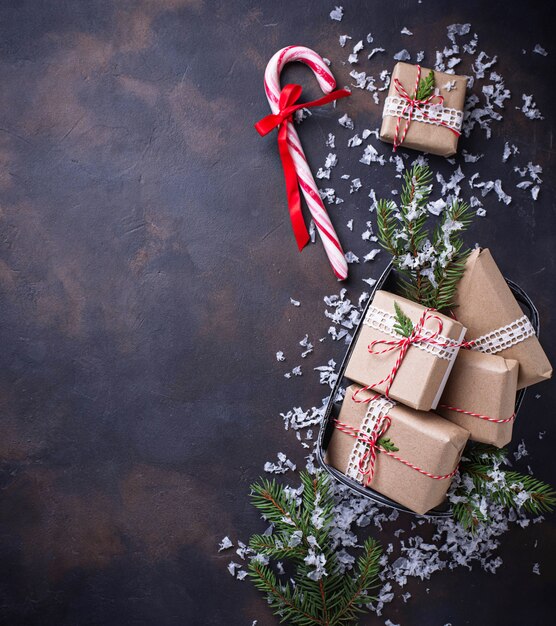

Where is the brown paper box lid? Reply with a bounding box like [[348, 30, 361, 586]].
[[380, 62, 467, 157], [454, 248, 552, 389], [326, 384, 469, 515], [436, 349, 518, 447], [344, 290, 466, 411]]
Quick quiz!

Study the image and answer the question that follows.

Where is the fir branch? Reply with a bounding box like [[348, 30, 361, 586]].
[[452, 444, 556, 532], [247, 471, 382, 625], [393, 301, 414, 338], [377, 437, 399, 452], [415, 69, 435, 100], [375, 165, 475, 311]]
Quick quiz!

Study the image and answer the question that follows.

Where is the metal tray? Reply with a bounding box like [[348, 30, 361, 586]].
[[316, 262, 540, 518]]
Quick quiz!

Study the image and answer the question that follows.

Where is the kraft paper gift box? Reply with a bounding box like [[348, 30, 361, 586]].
[[453, 248, 552, 389], [436, 349, 519, 448], [380, 62, 467, 157], [344, 290, 467, 411], [326, 384, 469, 515]]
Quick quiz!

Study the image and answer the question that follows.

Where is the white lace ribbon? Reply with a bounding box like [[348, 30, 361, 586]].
[[346, 396, 395, 484], [470, 315, 535, 354], [383, 95, 463, 132], [363, 305, 461, 362]]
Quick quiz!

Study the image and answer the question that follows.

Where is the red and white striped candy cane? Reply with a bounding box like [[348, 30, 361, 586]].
[[264, 45, 348, 280]]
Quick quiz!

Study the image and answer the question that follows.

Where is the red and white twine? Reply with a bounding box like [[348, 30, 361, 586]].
[[352, 308, 474, 404], [391, 64, 461, 151], [438, 404, 516, 424], [334, 417, 459, 487]]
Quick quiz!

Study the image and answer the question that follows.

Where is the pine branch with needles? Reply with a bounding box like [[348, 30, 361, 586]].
[[451, 444, 556, 532], [375, 164, 474, 312], [247, 471, 382, 625]]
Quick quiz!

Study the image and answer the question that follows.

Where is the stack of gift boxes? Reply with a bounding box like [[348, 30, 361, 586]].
[[326, 249, 552, 515]]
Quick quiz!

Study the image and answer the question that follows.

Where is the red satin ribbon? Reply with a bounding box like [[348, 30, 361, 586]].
[[255, 84, 351, 250]]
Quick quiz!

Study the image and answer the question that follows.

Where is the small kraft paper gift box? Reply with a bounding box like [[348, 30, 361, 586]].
[[344, 290, 467, 411], [326, 385, 469, 515], [380, 62, 467, 157], [436, 349, 519, 448], [453, 248, 552, 389]]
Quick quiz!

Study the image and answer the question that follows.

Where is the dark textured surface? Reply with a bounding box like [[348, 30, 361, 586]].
[[0, 1, 554, 624]]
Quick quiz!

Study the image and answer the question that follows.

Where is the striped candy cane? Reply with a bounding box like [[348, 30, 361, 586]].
[[263, 46, 349, 281]]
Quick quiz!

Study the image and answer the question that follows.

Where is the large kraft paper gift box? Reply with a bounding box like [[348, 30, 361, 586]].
[[380, 62, 467, 157], [436, 349, 518, 448], [344, 290, 466, 411], [453, 248, 552, 389], [326, 385, 469, 515]]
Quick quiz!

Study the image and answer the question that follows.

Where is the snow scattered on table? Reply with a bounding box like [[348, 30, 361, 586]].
[[517, 94, 544, 120], [329, 6, 344, 21], [218, 536, 233, 552], [533, 44, 548, 56], [264, 452, 297, 474], [393, 49, 411, 61]]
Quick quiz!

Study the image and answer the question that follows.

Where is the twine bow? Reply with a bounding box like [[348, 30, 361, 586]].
[[334, 415, 460, 485], [334, 416, 392, 486], [352, 308, 447, 404], [392, 65, 461, 151], [255, 84, 350, 250]]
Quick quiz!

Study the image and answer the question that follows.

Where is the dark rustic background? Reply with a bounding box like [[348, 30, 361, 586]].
[[0, 1, 554, 624]]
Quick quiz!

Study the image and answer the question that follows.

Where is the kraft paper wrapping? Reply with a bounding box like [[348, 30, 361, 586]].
[[436, 349, 518, 448], [380, 62, 467, 157], [344, 290, 466, 411], [453, 248, 552, 389], [326, 385, 469, 515]]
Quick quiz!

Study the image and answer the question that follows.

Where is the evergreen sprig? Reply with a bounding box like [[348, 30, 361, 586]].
[[375, 164, 474, 312], [415, 69, 436, 100], [452, 444, 556, 532], [393, 301, 414, 338], [248, 471, 382, 625]]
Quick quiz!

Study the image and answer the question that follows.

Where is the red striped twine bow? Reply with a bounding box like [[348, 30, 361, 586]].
[[392, 64, 461, 151], [334, 417, 460, 486], [352, 308, 474, 404], [438, 404, 516, 424]]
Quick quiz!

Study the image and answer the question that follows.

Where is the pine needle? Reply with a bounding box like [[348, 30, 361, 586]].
[[247, 471, 383, 625]]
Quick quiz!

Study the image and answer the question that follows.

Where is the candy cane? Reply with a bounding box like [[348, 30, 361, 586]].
[[264, 46, 348, 281]]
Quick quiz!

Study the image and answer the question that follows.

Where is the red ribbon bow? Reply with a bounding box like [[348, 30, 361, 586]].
[[255, 84, 351, 250], [335, 416, 392, 486], [392, 65, 461, 151]]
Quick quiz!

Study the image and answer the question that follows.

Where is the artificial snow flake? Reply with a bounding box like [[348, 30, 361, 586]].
[[326, 133, 336, 148], [517, 94, 544, 120], [393, 49, 411, 61], [350, 178, 362, 193], [363, 249, 381, 262], [532, 562, 541, 575], [299, 334, 314, 358], [368, 47, 385, 59], [347, 133, 363, 147], [339, 35, 351, 47], [346, 219, 353, 231], [290, 298, 300, 307], [401, 27, 413, 35], [276, 351, 285, 362], [338, 113, 355, 129], [218, 536, 233, 552], [533, 44, 548, 56], [329, 6, 343, 21], [345, 251, 360, 264], [264, 452, 296, 474]]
